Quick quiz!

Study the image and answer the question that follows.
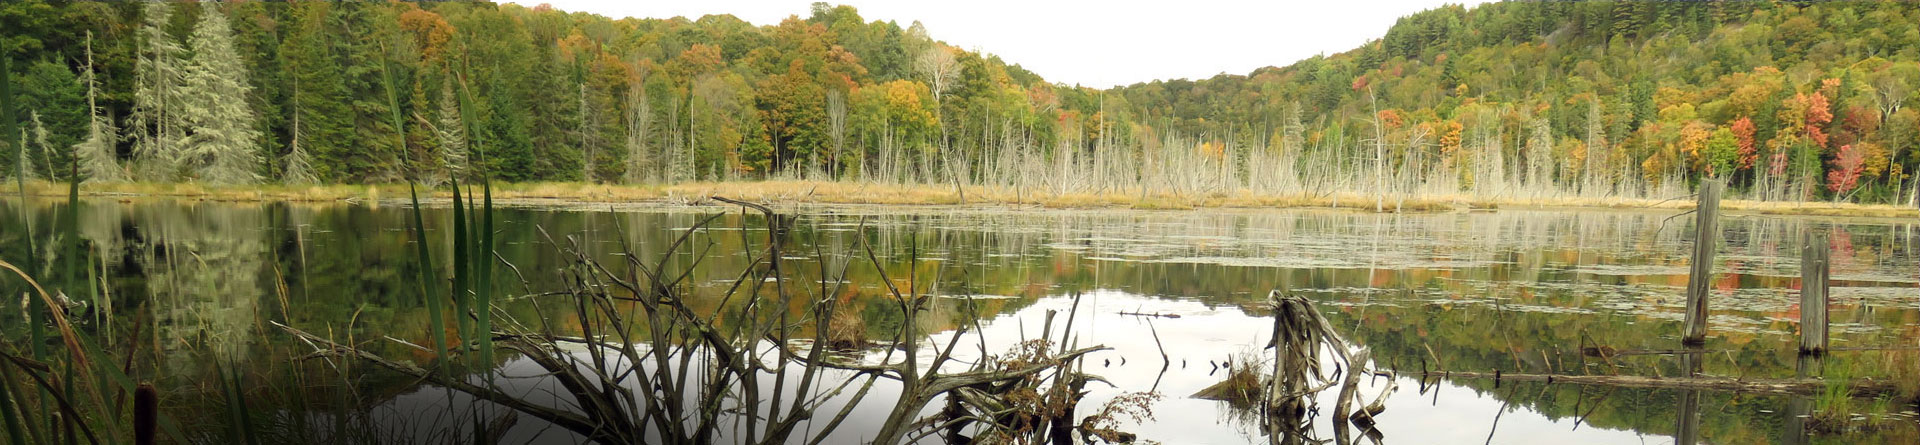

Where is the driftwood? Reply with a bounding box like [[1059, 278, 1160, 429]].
[[1246, 291, 1396, 445], [1418, 370, 1908, 398], [273, 197, 1122, 445]]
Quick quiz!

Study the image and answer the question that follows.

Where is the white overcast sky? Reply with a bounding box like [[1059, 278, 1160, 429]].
[[508, 0, 1490, 88]]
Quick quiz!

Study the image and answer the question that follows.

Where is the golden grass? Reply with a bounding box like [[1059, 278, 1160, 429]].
[[15, 179, 1919, 219], [1191, 354, 1265, 406], [825, 307, 868, 351]]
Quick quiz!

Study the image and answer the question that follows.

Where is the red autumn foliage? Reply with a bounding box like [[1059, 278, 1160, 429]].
[[1801, 92, 1832, 149], [1826, 143, 1865, 194], [1731, 117, 1757, 170]]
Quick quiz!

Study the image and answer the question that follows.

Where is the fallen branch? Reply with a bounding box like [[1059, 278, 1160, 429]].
[[1421, 370, 1908, 398], [272, 321, 603, 435], [1590, 346, 1920, 358]]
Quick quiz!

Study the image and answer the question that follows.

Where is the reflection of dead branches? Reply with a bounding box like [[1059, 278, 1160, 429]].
[[275, 197, 1125, 444], [1259, 291, 1397, 445]]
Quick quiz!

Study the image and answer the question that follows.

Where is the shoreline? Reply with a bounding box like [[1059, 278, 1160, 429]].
[[13, 180, 1919, 220]]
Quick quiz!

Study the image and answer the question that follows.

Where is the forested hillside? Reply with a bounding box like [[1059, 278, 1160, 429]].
[[1, 1, 1916, 205]]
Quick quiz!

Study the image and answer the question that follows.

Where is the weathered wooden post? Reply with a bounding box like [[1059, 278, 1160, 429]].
[[1682, 180, 1723, 346], [1799, 230, 1829, 355]]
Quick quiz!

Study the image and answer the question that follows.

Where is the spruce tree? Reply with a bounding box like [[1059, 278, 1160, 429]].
[[180, 5, 263, 184], [281, 2, 350, 182], [74, 33, 123, 183], [282, 86, 318, 185], [131, 3, 189, 181], [434, 77, 468, 182], [27, 112, 54, 180], [17, 61, 85, 180], [335, 3, 403, 181]]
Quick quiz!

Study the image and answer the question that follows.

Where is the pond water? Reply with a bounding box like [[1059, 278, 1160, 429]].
[[1, 198, 1916, 444]]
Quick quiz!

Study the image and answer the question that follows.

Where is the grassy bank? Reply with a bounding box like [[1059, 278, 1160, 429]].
[[14, 180, 1920, 219]]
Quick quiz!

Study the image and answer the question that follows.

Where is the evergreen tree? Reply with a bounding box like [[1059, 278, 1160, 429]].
[[16, 60, 85, 179], [434, 76, 468, 182], [227, 1, 286, 178], [25, 112, 54, 180], [335, 2, 404, 181], [526, 45, 579, 180], [73, 33, 123, 182], [483, 75, 535, 181], [282, 76, 318, 186], [180, 5, 263, 184], [280, 2, 350, 182], [283, 109, 317, 185], [131, 2, 188, 181], [1526, 117, 1553, 188]]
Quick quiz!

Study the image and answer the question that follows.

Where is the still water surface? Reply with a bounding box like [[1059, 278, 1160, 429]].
[[1, 199, 1915, 443]]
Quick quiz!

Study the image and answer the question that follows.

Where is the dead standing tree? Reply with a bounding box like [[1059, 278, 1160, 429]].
[[277, 197, 1119, 444]]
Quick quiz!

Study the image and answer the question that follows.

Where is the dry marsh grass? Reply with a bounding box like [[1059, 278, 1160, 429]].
[[17, 179, 1919, 219]]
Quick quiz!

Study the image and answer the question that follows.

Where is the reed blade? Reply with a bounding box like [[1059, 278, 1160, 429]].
[[408, 183, 451, 376], [0, 362, 30, 445], [475, 179, 495, 368]]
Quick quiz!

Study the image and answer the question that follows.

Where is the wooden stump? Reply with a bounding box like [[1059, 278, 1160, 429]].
[[1682, 180, 1723, 345], [1800, 230, 1830, 355]]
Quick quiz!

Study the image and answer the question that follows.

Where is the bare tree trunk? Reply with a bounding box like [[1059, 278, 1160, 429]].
[[623, 79, 651, 184], [825, 89, 845, 181], [1368, 89, 1386, 212]]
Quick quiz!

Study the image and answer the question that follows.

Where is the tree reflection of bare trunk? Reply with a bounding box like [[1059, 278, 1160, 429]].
[[1782, 354, 1823, 445], [1674, 345, 1705, 445]]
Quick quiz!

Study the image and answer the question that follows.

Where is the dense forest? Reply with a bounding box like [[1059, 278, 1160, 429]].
[[1, 1, 1916, 205]]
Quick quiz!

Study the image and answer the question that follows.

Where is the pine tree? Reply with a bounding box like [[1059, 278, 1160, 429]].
[[74, 33, 123, 183], [484, 75, 536, 181], [131, 2, 189, 181], [526, 45, 579, 180], [180, 5, 264, 184], [335, 3, 404, 181], [434, 77, 468, 182], [284, 113, 317, 185], [1527, 117, 1552, 188], [283, 82, 318, 185], [27, 112, 55, 180], [281, 2, 352, 182], [17, 60, 85, 180], [1281, 102, 1305, 160]]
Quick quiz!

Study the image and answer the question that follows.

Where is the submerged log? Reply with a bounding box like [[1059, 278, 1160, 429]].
[[1117, 310, 1182, 318], [1587, 346, 1919, 358], [1421, 370, 1906, 398]]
